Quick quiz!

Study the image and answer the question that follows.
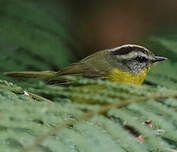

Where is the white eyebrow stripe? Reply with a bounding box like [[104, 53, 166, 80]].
[[109, 44, 148, 52], [116, 51, 148, 59]]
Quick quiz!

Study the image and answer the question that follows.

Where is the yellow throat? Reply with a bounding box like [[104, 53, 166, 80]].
[[107, 66, 150, 85]]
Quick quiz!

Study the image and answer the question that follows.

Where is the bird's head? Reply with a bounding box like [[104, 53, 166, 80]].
[[107, 44, 167, 74]]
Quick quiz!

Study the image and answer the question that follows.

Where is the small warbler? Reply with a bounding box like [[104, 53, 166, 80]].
[[5, 44, 167, 85]]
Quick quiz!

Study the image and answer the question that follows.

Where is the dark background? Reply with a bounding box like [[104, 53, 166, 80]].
[[70, 0, 177, 55], [0, 0, 177, 75]]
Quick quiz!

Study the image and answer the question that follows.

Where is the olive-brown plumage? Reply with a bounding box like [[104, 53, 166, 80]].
[[5, 44, 167, 85]]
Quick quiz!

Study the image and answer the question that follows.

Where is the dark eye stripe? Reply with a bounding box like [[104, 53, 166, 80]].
[[110, 46, 147, 55], [135, 56, 148, 63]]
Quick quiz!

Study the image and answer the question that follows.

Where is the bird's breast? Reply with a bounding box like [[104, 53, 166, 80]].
[[107, 67, 150, 85]]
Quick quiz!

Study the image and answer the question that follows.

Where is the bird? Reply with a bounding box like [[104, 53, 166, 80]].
[[5, 44, 167, 85]]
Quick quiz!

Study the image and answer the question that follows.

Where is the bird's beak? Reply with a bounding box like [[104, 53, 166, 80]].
[[153, 56, 168, 63]]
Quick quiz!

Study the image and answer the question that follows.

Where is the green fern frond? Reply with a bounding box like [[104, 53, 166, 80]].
[[0, 1, 177, 152]]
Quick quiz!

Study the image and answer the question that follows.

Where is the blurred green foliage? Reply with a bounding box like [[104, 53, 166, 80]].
[[0, 0, 76, 76], [144, 28, 177, 89], [0, 0, 177, 152]]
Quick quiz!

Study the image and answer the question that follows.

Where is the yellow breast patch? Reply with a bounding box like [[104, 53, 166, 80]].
[[107, 67, 150, 85]]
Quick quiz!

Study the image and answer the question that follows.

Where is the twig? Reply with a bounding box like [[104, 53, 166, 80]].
[[19, 91, 177, 152], [0, 84, 52, 103], [27, 92, 52, 103]]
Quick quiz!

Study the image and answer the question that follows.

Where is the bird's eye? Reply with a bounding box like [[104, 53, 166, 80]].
[[135, 56, 147, 63]]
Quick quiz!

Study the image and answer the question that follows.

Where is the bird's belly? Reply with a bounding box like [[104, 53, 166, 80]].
[[107, 68, 148, 85]]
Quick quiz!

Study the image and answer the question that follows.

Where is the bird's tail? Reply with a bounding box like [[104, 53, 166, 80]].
[[4, 71, 57, 78]]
